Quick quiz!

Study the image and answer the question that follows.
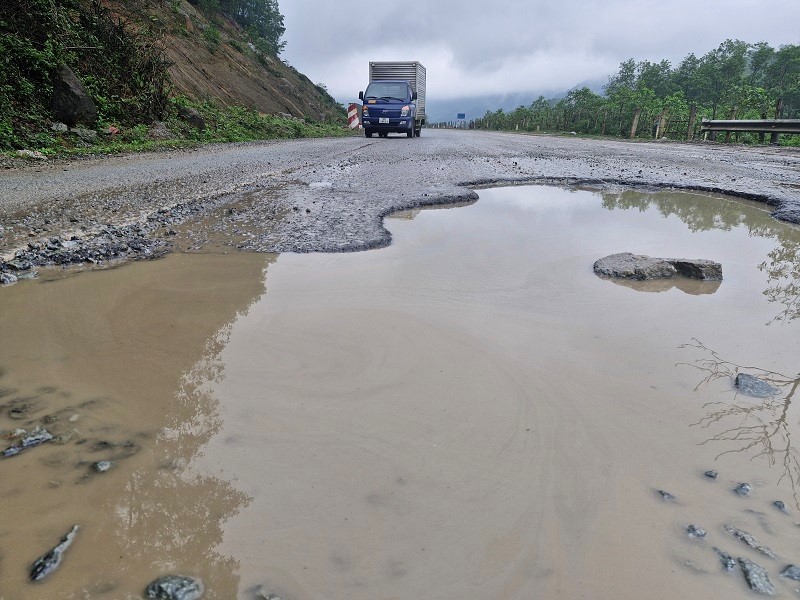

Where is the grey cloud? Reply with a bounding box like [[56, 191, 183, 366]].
[[280, 0, 800, 101]]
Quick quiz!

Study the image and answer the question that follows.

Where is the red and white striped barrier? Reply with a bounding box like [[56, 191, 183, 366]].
[[347, 103, 361, 129]]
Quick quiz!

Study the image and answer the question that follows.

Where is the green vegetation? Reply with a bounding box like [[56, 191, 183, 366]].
[[1, 0, 171, 150], [0, 0, 344, 155], [10, 99, 348, 157], [197, 0, 285, 54], [474, 40, 800, 145]]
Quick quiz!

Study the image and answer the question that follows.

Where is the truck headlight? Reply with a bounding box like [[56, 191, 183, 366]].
[[400, 105, 410, 117], [362, 106, 369, 117]]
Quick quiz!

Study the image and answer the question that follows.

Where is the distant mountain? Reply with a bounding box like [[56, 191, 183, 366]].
[[424, 78, 607, 123]]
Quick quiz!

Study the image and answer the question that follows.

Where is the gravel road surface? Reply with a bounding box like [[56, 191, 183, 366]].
[[1, 129, 798, 274]]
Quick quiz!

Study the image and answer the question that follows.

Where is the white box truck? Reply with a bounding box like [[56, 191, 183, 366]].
[[359, 61, 426, 138]]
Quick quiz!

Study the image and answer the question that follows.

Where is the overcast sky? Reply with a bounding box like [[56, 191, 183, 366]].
[[281, 0, 799, 112]]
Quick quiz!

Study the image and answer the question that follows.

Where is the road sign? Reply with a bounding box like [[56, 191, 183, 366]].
[[457, 113, 466, 120]]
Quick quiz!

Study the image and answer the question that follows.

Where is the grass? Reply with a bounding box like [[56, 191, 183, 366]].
[[3, 99, 350, 158]]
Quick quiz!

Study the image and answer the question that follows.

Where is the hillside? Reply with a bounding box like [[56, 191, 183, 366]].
[[106, 0, 342, 121], [0, 0, 345, 152]]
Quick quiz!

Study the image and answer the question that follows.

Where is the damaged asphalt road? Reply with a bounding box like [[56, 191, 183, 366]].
[[1, 129, 799, 276]]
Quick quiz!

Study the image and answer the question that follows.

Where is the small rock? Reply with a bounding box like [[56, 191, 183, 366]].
[[51, 122, 69, 133], [713, 547, 736, 572], [255, 588, 284, 600], [1, 272, 18, 285], [734, 482, 752, 496], [735, 373, 780, 398], [3, 427, 53, 457], [52, 431, 75, 445], [773, 500, 789, 514], [177, 107, 205, 132], [704, 470, 718, 479], [738, 557, 775, 595], [92, 460, 114, 473], [687, 525, 706, 538], [30, 525, 79, 581], [658, 489, 676, 502], [724, 524, 777, 558], [144, 575, 204, 599], [15, 149, 47, 160], [148, 122, 174, 140], [781, 564, 800, 581], [70, 127, 98, 143]]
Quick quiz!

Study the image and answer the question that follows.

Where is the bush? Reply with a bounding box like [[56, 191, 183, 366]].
[[0, 0, 171, 150]]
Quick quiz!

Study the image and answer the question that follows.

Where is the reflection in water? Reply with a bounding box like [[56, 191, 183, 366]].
[[603, 276, 721, 295], [601, 189, 800, 322], [683, 339, 800, 505], [112, 322, 254, 596], [0, 252, 274, 598], [386, 199, 477, 222], [108, 257, 277, 597]]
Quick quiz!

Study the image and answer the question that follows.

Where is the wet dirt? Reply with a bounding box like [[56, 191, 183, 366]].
[[1, 186, 800, 599]]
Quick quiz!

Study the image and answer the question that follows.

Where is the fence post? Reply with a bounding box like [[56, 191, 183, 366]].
[[724, 107, 737, 143], [655, 108, 668, 138], [771, 98, 784, 144], [629, 108, 641, 139], [686, 104, 697, 140]]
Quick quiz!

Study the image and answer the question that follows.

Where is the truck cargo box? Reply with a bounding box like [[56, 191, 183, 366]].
[[369, 61, 426, 122]]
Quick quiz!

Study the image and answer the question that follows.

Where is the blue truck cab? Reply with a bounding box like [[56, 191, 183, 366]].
[[359, 80, 418, 138]]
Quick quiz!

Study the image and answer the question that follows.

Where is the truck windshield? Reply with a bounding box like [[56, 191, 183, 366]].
[[364, 82, 408, 101]]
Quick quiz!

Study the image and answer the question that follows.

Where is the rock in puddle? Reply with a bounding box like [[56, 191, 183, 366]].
[[657, 489, 676, 502], [144, 575, 204, 600], [735, 373, 780, 398], [30, 525, 79, 581], [738, 558, 775, 595], [773, 500, 789, 514], [723, 524, 777, 558], [92, 460, 114, 473], [3, 427, 53, 458], [0, 272, 18, 285], [255, 588, 285, 600], [782, 564, 800, 581], [733, 482, 752, 496], [593, 253, 722, 281], [686, 525, 706, 538], [713, 547, 737, 572]]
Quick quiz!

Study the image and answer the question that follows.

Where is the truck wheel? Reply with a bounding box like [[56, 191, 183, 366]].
[[406, 127, 413, 138], [364, 129, 373, 138], [415, 127, 422, 137]]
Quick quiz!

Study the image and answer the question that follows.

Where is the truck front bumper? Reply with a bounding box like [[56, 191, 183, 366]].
[[362, 118, 413, 133]]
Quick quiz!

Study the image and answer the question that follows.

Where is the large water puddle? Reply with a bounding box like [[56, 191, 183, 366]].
[[1, 186, 799, 599]]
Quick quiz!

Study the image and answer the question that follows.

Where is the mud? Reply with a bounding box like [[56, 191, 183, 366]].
[[1, 186, 800, 598], [1, 130, 799, 279]]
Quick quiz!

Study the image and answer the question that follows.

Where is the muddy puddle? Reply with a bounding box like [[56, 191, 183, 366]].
[[1, 185, 800, 599]]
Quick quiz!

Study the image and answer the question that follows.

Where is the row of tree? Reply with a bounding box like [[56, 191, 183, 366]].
[[197, 0, 285, 54], [473, 40, 800, 143]]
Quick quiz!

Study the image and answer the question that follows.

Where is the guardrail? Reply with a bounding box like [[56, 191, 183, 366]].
[[699, 119, 800, 144], [700, 119, 800, 134]]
